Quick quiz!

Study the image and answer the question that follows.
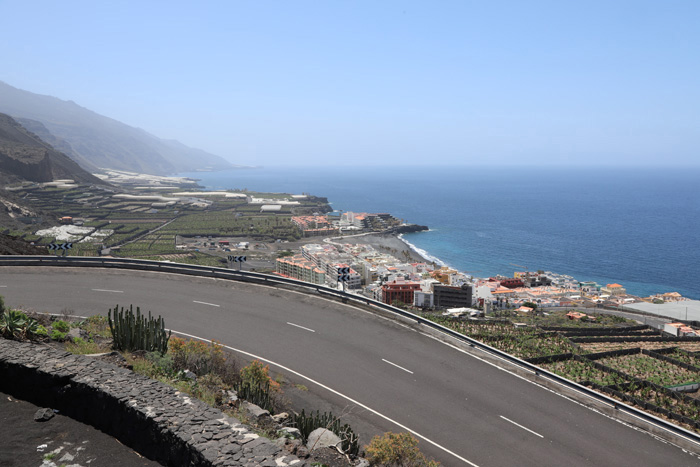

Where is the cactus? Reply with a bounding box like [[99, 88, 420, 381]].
[[291, 409, 360, 457], [107, 304, 171, 356], [234, 380, 274, 413]]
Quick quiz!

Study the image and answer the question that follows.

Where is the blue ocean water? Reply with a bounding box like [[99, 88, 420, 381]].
[[177, 166, 700, 300]]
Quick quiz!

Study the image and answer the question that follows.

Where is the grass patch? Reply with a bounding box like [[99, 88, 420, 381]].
[[65, 337, 106, 355]]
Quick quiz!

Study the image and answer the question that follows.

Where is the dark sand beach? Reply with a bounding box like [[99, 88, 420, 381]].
[[327, 233, 431, 264]]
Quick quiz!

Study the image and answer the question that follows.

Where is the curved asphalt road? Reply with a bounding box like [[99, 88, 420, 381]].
[[2, 267, 700, 466]]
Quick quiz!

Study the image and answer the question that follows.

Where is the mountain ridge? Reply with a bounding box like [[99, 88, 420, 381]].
[[0, 81, 232, 175], [0, 112, 105, 185]]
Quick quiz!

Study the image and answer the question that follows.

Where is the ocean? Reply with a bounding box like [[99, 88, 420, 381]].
[[177, 166, 700, 300]]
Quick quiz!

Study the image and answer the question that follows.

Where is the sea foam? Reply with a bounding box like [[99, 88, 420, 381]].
[[398, 234, 448, 267]]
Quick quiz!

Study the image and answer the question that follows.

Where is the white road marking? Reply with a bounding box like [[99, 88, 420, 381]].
[[173, 330, 479, 467], [382, 358, 414, 374], [91, 288, 123, 293], [0, 285, 7, 287], [420, 331, 700, 457], [193, 300, 220, 307], [287, 322, 315, 332], [500, 415, 544, 438]]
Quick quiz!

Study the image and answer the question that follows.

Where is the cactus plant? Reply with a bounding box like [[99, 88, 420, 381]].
[[107, 304, 171, 355], [291, 409, 360, 457], [234, 380, 274, 413]]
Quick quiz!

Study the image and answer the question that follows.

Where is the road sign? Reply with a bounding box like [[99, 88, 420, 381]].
[[337, 267, 351, 291], [227, 255, 246, 271], [48, 243, 72, 255], [337, 267, 350, 280]]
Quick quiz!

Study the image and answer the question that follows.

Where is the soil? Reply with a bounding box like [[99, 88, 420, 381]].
[[0, 233, 45, 255], [0, 391, 162, 467]]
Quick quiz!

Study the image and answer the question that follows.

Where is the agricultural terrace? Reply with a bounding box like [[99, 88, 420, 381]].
[[425, 316, 580, 360], [577, 340, 700, 353], [159, 213, 301, 240], [542, 358, 629, 386], [666, 348, 700, 368], [7, 181, 332, 262], [618, 384, 700, 424], [598, 352, 700, 387]]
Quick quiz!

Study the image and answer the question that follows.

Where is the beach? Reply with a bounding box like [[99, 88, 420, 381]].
[[329, 233, 432, 264]]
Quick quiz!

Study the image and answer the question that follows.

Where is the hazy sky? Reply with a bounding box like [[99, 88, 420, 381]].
[[1, 1, 698, 167]]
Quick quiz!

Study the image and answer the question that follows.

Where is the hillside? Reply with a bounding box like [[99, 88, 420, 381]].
[[0, 113, 106, 186], [0, 81, 232, 175], [0, 233, 45, 255], [15, 117, 99, 173]]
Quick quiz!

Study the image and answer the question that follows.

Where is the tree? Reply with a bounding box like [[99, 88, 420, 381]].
[[365, 432, 440, 466], [522, 301, 538, 311]]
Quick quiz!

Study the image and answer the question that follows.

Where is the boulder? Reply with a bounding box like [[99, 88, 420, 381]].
[[34, 408, 54, 422], [278, 427, 301, 439], [225, 389, 238, 405], [242, 401, 271, 422], [181, 369, 197, 380], [306, 427, 341, 452], [271, 411, 289, 423]]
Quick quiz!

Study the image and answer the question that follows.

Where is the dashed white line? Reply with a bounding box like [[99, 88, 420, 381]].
[[382, 358, 414, 374], [173, 330, 479, 466], [0, 285, 7, 288], [500, 415, 544, 438], [193, 300, 220, 307], [287, 322, 315, 332], [91, 288, 123, 293]]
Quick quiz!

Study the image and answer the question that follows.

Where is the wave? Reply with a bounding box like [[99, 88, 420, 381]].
[[398, 234, 448, 267]]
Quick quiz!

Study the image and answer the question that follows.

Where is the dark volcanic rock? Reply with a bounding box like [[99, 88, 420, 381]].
[[0, 233, 45, 255], [33, 407, 54, 422]]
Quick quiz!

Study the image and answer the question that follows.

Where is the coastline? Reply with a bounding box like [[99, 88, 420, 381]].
[[334, 232, 438, 265], [397, 233, 448, 267]]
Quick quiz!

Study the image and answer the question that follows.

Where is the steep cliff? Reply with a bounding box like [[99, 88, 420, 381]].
[[0, 113, 105, 184]]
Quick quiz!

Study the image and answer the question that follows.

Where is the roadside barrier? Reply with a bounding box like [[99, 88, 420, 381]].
[[3, 255, 700, 448]]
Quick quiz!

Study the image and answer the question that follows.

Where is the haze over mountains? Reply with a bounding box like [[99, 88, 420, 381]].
[[0, 81, 232, 175], [0, 112, 104, 185]]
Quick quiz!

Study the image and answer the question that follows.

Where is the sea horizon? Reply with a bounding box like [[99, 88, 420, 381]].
[[177, 165, 700, 300]]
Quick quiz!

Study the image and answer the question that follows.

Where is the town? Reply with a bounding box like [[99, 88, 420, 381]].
[[267, 214, 693, 324]]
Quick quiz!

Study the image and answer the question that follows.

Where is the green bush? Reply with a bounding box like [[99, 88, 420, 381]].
[[84, 315, 111, 338], [53, 320, 70, 333], [0, 310, 26, 338], [145, 351, 176, 377], [365, 432, 439, 467], [0, 309, 42, 340], [169, 337, 238, 383], [66, 337, 103, 354], [50, 330, 67, 341], [35, 325, 49, 337]]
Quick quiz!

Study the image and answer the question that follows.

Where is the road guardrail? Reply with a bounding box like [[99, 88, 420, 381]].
[[3, 255, 700, 448]]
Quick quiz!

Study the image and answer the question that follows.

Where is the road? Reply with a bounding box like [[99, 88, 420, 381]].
[[2, 266, 699, 466]]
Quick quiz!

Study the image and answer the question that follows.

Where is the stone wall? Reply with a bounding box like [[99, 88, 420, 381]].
[[0, 339, 305, 467]]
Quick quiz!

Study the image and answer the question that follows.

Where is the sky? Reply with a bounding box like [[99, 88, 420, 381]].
[[0, 1, 698, 167]]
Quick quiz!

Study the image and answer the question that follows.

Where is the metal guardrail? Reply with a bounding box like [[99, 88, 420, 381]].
[[3, 255, 700, 447]]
